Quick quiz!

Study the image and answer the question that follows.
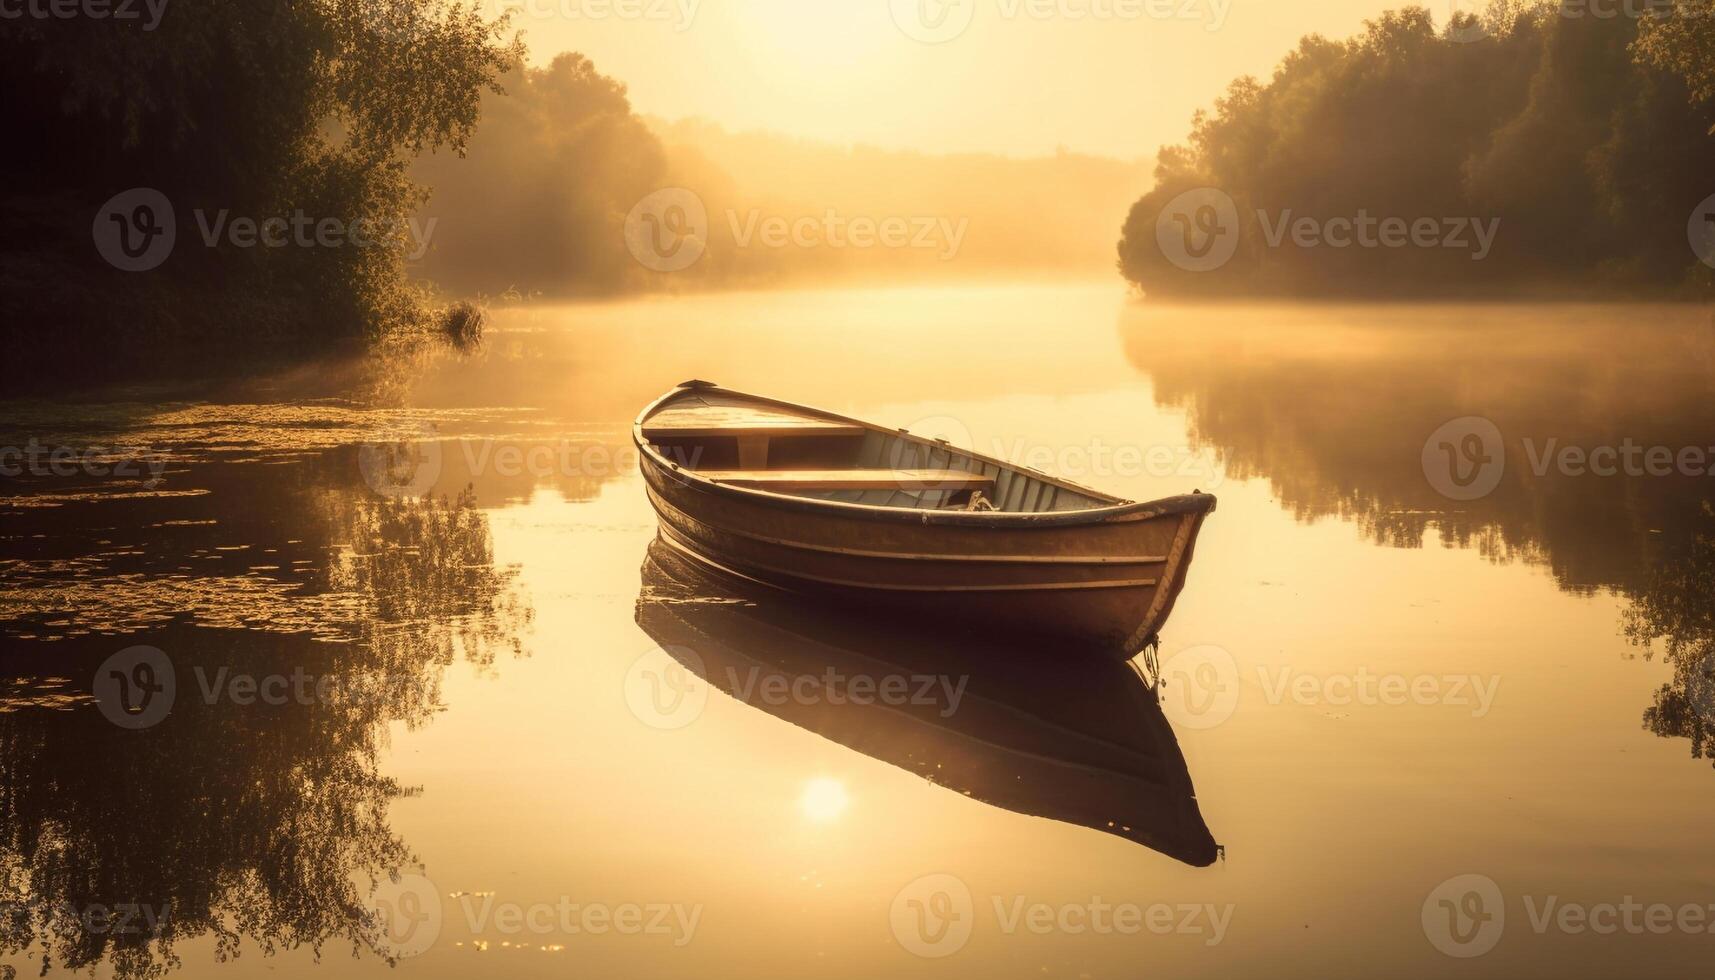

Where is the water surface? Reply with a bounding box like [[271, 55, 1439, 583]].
[[4, 284, 1714, 978]]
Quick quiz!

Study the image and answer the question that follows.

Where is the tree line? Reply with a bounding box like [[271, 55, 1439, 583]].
[[1117, 1, 1715, 297]]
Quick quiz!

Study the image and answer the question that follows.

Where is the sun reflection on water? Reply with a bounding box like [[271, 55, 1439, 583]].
[[799, 777, 849, 822]]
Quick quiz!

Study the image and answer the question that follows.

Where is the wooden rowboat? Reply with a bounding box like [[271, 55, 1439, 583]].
[[635, 538, 1219, 865], [634, 380, 1216, 658]]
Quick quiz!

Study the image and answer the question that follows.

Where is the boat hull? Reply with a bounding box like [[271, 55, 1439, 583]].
[[638, 455, 1215, 657]]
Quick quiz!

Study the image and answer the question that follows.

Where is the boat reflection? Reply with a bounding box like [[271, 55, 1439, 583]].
[[634, 537, 1220, 866]]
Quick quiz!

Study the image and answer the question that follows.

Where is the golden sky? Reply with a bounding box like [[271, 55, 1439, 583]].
[[509, 0, 1436, 158]]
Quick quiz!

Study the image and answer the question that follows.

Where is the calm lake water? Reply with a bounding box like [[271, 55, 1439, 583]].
[[4, 282, 1715, 978]]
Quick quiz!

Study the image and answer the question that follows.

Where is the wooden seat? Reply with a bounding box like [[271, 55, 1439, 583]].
[[644, 405, 866, 467], [695, 469, 995, 491]]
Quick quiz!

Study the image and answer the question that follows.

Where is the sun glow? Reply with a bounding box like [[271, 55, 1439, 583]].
[[799, 777, 850, 822]]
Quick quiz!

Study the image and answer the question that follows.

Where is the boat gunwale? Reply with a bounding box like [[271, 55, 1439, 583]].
[[633, 382, 1218, 528]]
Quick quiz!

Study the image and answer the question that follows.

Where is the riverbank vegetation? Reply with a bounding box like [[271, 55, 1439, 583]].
[[1117, 1, 1715, 297], [0, 0, 520, 384]]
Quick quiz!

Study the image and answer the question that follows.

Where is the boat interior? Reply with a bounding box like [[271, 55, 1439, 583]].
[[642, 387, 1115, 513]]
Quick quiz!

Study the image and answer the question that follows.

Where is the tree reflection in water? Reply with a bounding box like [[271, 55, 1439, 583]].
[[0, 488, 531, 979], [1120, 304, 1715, 764], [1625, 501, 1715, 766]]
